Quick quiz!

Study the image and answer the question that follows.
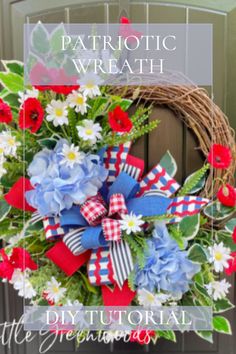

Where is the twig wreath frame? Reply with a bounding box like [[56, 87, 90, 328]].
[[111, 85, 236, 198]]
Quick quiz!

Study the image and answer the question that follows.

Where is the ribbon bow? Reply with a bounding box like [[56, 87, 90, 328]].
[[60, 171, 171, 256], [80, 193, 127, 242], [43, 143, 209, 292]]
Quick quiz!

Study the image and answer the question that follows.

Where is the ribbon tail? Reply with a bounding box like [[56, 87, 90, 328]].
[[167, 196, 209, 223], [43, 216, 66, 241], [137, 164, 180, 197], [88, 246, 115, 286], [46, 241, 91, 276], [30, 211, 44, 225], [110, 240, 134, 289], [102, 280, 136, 306], [103, 142, 131, 185]]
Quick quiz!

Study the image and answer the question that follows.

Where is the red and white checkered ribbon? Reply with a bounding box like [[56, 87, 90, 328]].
[[80, 193, 128, 241]]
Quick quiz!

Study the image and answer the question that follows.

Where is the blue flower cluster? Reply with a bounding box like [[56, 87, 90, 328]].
[[26, 139, 108, 216], [135, 223, 200, 297]]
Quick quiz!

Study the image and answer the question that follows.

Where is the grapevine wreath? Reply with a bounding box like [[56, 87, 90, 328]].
[[0, 60, 236, 345]]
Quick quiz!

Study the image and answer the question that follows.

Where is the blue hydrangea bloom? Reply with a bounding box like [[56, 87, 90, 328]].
[[25, 139, 108, 216], [134, 223, 200, 297]]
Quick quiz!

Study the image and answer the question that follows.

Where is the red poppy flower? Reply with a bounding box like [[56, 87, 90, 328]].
[[108, 106, 133, 133], [30, 63, 79, 94], [217, 184, 236, 207], [10, 247, 38, 272], [225, 252, 236, 276], [207, 144, 232, 169], [130, 329, 155, 345], [119, 17, 142, 44], [0, 98, 13, 124], [232, 227, 236, 243], [4, 176, 35, 212], [0, 249, 14, 280], [0, 248, 37, 280], [19, 97, 44, 133]]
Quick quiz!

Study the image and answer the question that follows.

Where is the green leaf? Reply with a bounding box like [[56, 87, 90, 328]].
[[109, 98, 133, 112], [25, 220, 43, 236], [32, 23, 50, 55], [213, 316, 232, 334], [2, 93, 20, 108], [194, 272, 204, 286], [0, 72, 24, 93], [179, 214, 200, 240], [0, 88, 8, 98], [157, 330, 176, 342], [204, 201, 235, 220], [214, 298, 234, 314], [195, 331, 213, 343], [188, 244, 208, 263], [0, 199, 11, 222], [194, 282, 212, 302], [50, 25, 66, 53], [2, 60, 24, 76], [159, 150, 177, 177], [183, 170, 207, 194], [225, 218, 236, 233], [216, 231, 236, 252], [169, 225, 185, 249]]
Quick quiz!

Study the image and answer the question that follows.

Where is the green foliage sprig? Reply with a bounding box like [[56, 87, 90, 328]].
[[178, 164, 209, 196]]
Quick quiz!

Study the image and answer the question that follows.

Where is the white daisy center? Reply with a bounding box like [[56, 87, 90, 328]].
[[55, 108, 63, 117], [147, 293, 155, 302], [52, 286, 59, 293], [85, 129, 93, 136], [215, 252, 223, 261], [8, 138, 15, 146], [128, 220, 135, 227], [85, 81, 95, 89], [67, 151, 76, 161], [76, 96, 84, 105]]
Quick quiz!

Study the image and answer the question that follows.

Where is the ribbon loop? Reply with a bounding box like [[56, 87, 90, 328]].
[[102, 218, 122, 242], [80, 194, 107, 226], [108, 172, 140, 200], [108, 193, 127, 216], [81, 226, 108, 249]]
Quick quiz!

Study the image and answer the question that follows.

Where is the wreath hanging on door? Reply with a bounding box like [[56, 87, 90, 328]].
[[0, 60, 235, 345]]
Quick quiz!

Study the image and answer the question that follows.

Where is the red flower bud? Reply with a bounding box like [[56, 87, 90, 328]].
[[217, 184, 236, 207]]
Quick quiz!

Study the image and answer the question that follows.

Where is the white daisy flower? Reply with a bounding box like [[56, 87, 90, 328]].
[[18, 88, 39, 106], [120, 212, 144, 235], [67, 91, 89, 115], [137, 288, 170, 308], [206, 279, 231, 301], [0, 131, 21, 157], [60, 143, 85, 168], [79, 73, 102, 98], [77, 119, 102, 144], [208, 242, 232, 273], [10, 269, 36, 299], [45, 277, 66, 304], [46, 100, 68, 127]]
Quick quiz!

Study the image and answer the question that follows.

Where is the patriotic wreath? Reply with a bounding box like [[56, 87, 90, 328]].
[[0, 60, 236, 345]]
